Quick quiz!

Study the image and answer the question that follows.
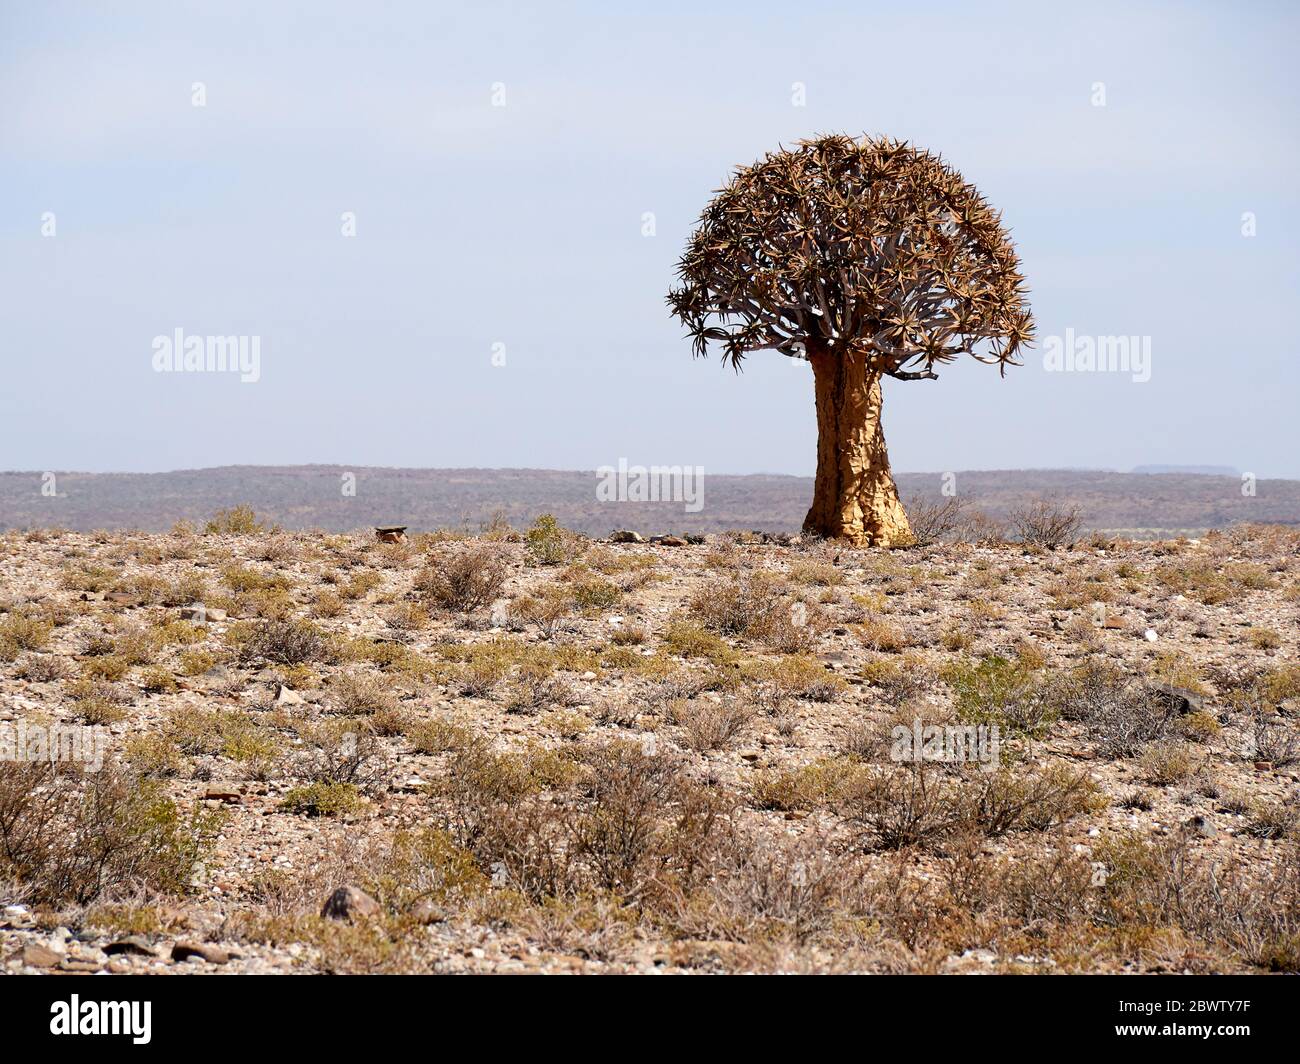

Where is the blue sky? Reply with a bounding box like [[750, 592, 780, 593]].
[[2, 0, 1297, 477]]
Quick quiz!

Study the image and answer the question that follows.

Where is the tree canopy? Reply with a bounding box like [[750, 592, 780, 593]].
[[667, 134, 1035, 379]]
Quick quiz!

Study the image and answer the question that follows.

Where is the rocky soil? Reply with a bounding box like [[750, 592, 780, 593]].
[[1, 517, 1297, 975]]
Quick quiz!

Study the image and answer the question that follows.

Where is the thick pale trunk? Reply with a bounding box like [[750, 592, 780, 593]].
[[803, 347, 913, 547]]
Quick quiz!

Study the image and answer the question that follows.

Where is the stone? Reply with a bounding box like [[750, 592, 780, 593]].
[[411, 899, 444, 925], [1151, 683, 1204, 715], [104, 935, 156, 957], [652, 535, 687, 547], [1187, 815, 1217, 838], [321, 885, 382, 922], [203, 786, 243, 804], [1144, 628, 1159, 642], [684, 533, 706, 545], [609, 530, 644, 543], [171, 941, 231, 965], [22, 944, 63, 968], [276, 685, 305, 705], [180, 604, 226, 622]]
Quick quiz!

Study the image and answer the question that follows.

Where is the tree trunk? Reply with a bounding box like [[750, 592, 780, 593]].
[[803, 346, 913, 547]]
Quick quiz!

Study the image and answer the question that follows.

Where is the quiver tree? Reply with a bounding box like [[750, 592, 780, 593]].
[[668, 135, 1034, 547]]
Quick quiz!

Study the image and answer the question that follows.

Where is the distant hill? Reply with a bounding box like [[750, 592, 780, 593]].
[[2, 466, 1297, 538], [1131, 464, 1241, 477]]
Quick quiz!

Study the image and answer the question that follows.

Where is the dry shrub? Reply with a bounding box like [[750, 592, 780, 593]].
[[787, 559, 843, 587], [0, 762, 217, 906], [15, 654, 75, 682], [407, 715, 475, 755], [525, 514, 585, 566], [671, 698, 756, 752], [1049, 661, 1178, 757], [1253, 714, 1300, 768], [416, 544, 507, 612], [294, 720, 387, 789], [237, 618, 329, 666], [685, 830, 868, 945], [753, 757, 866, 812], [503, 666, 576, 714], [507, 587, 573, 640], [434, 740, 728, 909], [944, 840, 1095, 927], [0, 612, 52, 654], [1139, 741, 1201, 786], [858, 656, 934, 706], [854, 617, 908, 653], [838, 762, 966, 850], [690, 575, 822, 653], [750, 655, 846, 707], [204, 504, 265, 534], [968, 765, 1101, 837], [1096, 832, 1300, 971], [564, 743, 728, 904], [1008, 498, 1082, 549], [690, 574, 787, 636], [329, 670, 397, 715], [904, 495, 969, 547], [943, 654, 1057, 738]]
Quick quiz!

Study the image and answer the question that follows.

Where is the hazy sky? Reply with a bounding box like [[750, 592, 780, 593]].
[[2, 1, 1297, 478]]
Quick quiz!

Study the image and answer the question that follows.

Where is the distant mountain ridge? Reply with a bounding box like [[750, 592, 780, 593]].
[[1131, 464, 1241, 477], [1, 466, 1296, 538]]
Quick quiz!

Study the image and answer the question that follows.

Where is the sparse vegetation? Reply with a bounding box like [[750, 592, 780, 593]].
[[0, 521, 1296, 975]]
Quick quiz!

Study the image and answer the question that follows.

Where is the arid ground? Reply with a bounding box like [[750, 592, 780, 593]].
[[2, 512, 1298, 974]]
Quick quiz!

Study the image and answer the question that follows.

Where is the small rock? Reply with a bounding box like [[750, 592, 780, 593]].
[[1187, 815, 1217, 838], [1255, 760, 1273, 772], [961, 948, 998, 964], [1151, 683, 1204, 715], [411, 899, 444, 925], [652, 535, 687, 547], [104, 935, 155, 957], [321, 885, 382, 922], [22, 944, 63, 969], [180, 604, 227, 622], [204, 786, 243, 803], [171, 941, 231, 965], [276, 685, 305, 706], [1144, 628, 1159, 642], [609, 530, 644, 544]]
